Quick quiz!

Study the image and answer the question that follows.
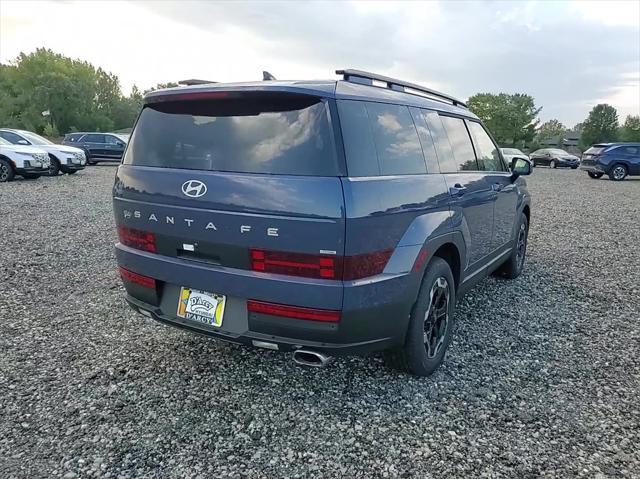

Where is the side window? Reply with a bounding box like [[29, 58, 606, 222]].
[[106, 135, 119, 145], [409, 108, 440, 173], [337, 100, 379, 176], [85, 134, 105, 143], [338, 101, 427, 176], [422, 111, 457, 173], [467, 121, 505, 171], [0, 131, 26, 144], [365, 102, 426, 175], [623, 146, 639, 155], [440, 115, 479, 172]]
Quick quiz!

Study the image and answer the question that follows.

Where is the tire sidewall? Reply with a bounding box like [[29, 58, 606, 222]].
[[405, 257, 456, 376], [609, 164, 627, 181], [0, 158, 15, 182], [48, 155, 60, 176]]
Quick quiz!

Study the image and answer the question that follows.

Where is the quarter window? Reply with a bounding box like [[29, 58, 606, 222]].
[[623, 146, 638, 155], [410, 108, 441, 174], [338, 100, 427, 176], [467, 121, 505, 171], [440, 116, 479, 172]]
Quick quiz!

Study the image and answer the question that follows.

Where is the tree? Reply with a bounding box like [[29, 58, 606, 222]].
[[580, 104, 619, 148], [0, 48, 140, 135], [536, 119, 566, 146], [467, 93, 540, 146], [619, 115, 640, 142]]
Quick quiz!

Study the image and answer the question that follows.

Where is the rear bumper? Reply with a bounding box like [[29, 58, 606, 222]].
[[61, 164, 85, 172], [116, 244, 415, 356], [580, 163, 605, 173]]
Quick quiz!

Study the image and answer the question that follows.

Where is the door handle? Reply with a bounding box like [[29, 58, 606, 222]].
[[449, 184, 467, 196]]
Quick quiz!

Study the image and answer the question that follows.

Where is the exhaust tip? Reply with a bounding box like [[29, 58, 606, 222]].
[[292, 349, 334, 368]]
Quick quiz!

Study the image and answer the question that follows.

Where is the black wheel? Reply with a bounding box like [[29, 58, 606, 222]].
[[0, 158, 15, 182], [84, 149, 97, 165], [571, 166, 578, 169], [22, 173, 40, 179], [383, 257, 456, 376], [498, 213, 529, 279], [48, 155, 60, 176], [550, 160, 556, 169], [608, 164, 627, 181], [588, 172, 603, 179]]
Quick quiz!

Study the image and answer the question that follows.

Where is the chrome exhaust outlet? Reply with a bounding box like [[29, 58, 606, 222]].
[[292, 349, 334, 368]]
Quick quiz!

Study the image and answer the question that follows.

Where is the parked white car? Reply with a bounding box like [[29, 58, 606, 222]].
[[0, 137, 50, 182], [0, 128, 86, 176], [500, 148, 530, 167]]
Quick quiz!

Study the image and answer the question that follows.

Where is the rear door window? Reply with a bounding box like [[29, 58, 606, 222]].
[[84, 134, 106, 143], [467, 121, 506, 171], [125, 95, 339, 176], [622, 146, 639, 155], [440, 115, 479, 172], [338, 100, 426, 176]]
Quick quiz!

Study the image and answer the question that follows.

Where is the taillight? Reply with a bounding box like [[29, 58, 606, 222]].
[[117, 225, 157, 253], [249, 248, 392, 280], [118, 266, 156, 289], [247, 300, 341, 322], [250, 249, 338, 279]]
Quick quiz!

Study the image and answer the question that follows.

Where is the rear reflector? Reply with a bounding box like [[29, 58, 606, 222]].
[[118, 266, 156, 289], [249, 248, 392, 280], [117, 225, 157, 253], [247, 300, 341, 322]]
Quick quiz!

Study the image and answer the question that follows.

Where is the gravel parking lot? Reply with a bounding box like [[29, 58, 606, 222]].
[[1, 166, 639, 478]]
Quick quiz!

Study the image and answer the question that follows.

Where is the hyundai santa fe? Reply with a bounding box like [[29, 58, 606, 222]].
[[114, 69, 532, 376]]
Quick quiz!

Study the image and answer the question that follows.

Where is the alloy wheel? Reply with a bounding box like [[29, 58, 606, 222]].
[[612, 166, 626, 180], [516, 222, 528, 271], [0, 163, 9, 181], [423, 277, 450, 359]]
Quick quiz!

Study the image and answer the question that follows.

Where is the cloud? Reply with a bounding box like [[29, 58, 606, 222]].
[[1, 0, 638, 126]]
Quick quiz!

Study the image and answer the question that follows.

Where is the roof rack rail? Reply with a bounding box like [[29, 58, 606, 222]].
[[178, 79, 218, 86], [336, 69, 467, 108]]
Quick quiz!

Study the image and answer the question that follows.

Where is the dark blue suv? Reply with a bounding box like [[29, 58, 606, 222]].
[[581, 143, 640, 181], [113, 69, 532, 376]]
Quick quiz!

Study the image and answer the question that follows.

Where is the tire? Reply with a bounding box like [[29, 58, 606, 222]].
[[571, 166, 578, 169], [550, 160, 556, 169], [608, 164, 628, 181], [0, 158, 15, 182], [497, 213, 529, 279], [47, 155, 60, 176], [383, 257, 456, 376], [588, 172, 603, 179], [84, 149, 97, 165], [22, 173, 40, 179]]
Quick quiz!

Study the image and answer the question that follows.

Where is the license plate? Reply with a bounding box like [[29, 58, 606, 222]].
[[176, 287, 226, 327]]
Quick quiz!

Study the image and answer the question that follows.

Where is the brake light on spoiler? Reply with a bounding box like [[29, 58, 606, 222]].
[[249, 248, 392, 281]]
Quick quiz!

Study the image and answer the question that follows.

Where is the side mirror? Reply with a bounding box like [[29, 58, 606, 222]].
[[17, 139, 29, 145], [511, 158, 532, 180]]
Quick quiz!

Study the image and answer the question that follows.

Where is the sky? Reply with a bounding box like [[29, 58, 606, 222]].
[[1, 0, 639, 127]]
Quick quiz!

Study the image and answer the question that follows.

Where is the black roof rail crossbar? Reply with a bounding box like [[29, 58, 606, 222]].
[[336, 69, 467, 108], [178, 79, 218, 86]]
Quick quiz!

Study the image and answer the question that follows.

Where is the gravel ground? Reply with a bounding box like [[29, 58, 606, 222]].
[[1, 165, 639, 478]]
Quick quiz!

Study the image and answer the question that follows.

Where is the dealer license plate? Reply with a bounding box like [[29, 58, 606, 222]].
[[176, 287, 226, 327]]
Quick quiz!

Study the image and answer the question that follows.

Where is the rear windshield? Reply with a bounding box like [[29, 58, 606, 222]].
[[584, 146, 605, 155], [124, 94, 339, 176]]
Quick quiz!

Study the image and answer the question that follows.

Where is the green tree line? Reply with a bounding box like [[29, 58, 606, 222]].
[[0, 48, 177, 137], [1, 48, 639, 148]]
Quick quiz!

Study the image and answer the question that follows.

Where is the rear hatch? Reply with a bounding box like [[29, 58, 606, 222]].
[[114, 90, 346, 311], [582, 145, 607, 165]]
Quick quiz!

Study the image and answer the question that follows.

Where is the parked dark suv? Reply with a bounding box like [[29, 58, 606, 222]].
[[113, 69, 532, 376], [580, 143, 640, 181], [63, 132, 128, 164]]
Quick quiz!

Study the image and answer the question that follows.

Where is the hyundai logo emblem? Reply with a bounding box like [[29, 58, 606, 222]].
[[181, 180, 207, 198]]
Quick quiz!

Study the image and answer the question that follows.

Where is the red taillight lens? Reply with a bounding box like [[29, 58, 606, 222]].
[[118, 225, 157, 253], [249, 248, 392, 280], [247, 300, 341, 322], [118, 266, 156, 289], [250, 249, 339, 279], [342, 249, 393, 280]]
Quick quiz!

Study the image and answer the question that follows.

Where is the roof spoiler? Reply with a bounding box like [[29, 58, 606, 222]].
[[336, 69, 467, 108], [178, 79, 218, 86]]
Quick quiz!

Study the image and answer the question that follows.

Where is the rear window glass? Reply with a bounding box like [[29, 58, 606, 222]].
[[124, 95, 339, 176], [338, 100, 426, 176], [584, 147, 605, 155], [440, 116, 479, 172]]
